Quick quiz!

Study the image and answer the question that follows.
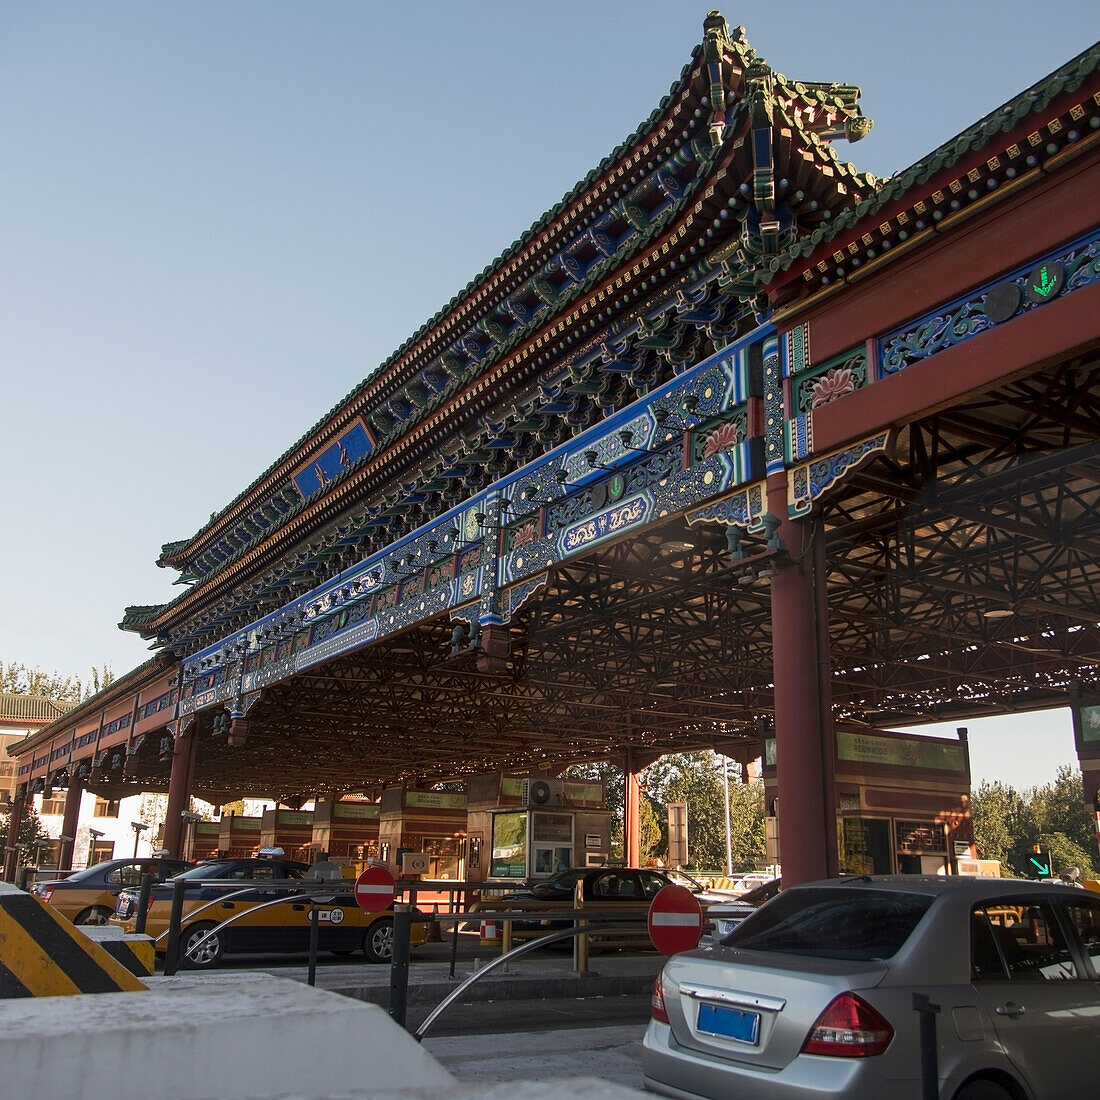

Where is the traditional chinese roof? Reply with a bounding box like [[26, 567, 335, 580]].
[[0, 692, 75, 728], [761, 41, 1100, 303], [122, 13, 875, 658]]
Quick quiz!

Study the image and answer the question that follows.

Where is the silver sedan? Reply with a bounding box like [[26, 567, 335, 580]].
[[643, 875, 1100, 1100]]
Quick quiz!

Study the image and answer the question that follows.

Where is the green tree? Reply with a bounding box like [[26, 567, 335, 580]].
[[641, 752, 765, 871], [971, 780, 1033, 873], [0, 801, 49, 858], [1029, 766, 1098, 863], [0, 661, 114, 701]]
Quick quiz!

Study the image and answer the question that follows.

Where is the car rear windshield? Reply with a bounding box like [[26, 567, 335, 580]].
[[171, 861, 237, 880], [722, 887, 935, 960]]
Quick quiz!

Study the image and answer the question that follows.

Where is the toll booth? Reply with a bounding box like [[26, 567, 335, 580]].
[[465, 772, 612, 885], [259, 808, 314, 862], [311, 796, 380, 868], [217, 813, 263, 857], [763, 726, 974, 875], [191, 820, 221, 861], [378, 788, 466, 880]]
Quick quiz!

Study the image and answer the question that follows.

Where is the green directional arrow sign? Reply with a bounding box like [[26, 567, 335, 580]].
[[1029, 847, 1052, 878], [1025, 261, 1065, 305]]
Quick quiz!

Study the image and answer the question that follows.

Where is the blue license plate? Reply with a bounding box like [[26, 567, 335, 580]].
[[697, 1003, 760, 1044]]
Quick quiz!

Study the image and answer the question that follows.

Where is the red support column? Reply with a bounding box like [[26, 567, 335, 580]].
[[162, 722, 198, 859], [769, 503, 838, 886], [59, 777, 84, 871], [3, 791, 26, 882], [624, 749, 642, 868]]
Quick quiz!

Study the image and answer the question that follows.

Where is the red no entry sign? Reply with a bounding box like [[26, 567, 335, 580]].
[[353, 866, 396, 913], [648, 884, 703, 956]]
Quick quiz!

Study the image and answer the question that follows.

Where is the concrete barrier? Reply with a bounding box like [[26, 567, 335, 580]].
[[0, 881, 147, 997], [79, 923, 155, 976], [0, 972, 457, 1100]]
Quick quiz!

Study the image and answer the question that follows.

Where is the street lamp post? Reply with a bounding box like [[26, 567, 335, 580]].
[[87, 828, 105, 868], [179, 810, 203, 862], [130, 821, 150, 858]]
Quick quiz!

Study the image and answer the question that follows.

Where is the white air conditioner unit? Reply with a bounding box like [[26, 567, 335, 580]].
[[523, 778, 564, 807]]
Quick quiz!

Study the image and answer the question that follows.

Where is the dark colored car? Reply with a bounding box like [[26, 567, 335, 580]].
[[111, 857, 423, 968], [30, 857, 192, 925], [644, 875, 1100, 1100], [477, 866, 713, 944]]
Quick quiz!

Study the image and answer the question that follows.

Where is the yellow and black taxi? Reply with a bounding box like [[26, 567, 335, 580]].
[[111, 856, 423, 968], [30, 856, 192, 925]]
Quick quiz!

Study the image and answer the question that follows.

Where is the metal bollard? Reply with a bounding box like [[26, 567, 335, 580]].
[[134, 872, 155, 936], [163, 877, 187, 975], [572, 878, 590, 976], [307, 905, 320, 987], [388, 903, 412, 1028], [913, 992, 941, 1100]]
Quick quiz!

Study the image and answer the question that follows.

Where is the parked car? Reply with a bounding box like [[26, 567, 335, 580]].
[[29, 856, 192, 925], [474, 866, 716, 946], [644, 875, 1100, 1100], [706, 877, 781, 942], [111, 857, 423, 967]]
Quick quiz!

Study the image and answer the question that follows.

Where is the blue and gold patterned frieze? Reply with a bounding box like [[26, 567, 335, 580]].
[[177, 331, 773, 703], [879, 228, 1100, 378], [295, 615, 383, 672], [502, 576, 549, 620], [557, 491, 655, 557], [785, 323, 810, 375], [762, 334, 785, 476], [788, 431, 893, 517], [686, 480, 766, 533], [290, 419, 375, 501], [786, 414, 813, 464]]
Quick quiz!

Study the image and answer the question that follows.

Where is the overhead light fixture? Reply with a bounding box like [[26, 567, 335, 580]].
[[660, 539, 695, 555], [983, 608, 1014, 620]]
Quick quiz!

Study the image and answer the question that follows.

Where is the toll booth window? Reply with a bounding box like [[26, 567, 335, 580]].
[[490, 812, 527, 878]]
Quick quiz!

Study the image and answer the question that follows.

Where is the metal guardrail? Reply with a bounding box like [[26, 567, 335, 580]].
[[150, 876, 362, 979]]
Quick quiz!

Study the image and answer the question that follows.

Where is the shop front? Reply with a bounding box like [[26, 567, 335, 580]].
[[259, 807, 314, 862], [765, 727, 973, 876], [377, 788, 466, 880], [311, 795, 380, 870], [217, 812, 262, 857], [466, 772, 612, 884]]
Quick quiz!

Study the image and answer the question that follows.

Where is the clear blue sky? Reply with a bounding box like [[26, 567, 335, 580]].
[[2, 3, 1096, 789]]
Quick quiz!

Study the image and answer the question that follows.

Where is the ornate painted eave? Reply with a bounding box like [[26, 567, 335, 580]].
[[124, 14, 876, 656], [761, 42, 1100, 304]]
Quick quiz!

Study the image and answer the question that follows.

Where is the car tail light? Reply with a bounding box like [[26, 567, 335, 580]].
[[40, 887, 55, 904], [801, 992, 893, 1057], [651, 971, 670, 1024]]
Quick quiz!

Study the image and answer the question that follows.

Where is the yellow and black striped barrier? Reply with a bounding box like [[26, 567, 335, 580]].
[[0, 885, 148, 997], [79, 926, 155, 977]]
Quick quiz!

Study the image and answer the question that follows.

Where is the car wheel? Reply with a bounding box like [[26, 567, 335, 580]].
[[75, 906, 113, 926], [363, 918, 394, 963], [953, 1081, 1015, 1100], [180, 922, 224, 969]]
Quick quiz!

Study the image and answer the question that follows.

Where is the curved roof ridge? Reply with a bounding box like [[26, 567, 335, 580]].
[[161, 42, 710, 565]]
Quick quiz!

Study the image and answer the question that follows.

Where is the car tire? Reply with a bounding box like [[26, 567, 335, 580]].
[[363, 918, 394, 963], [180, 922, 225, 970], [75, 906, 113, 926], [953, 1081, 1015, 1100]]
